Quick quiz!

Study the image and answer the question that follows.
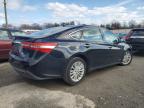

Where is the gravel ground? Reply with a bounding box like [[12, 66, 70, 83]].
[[0, 54, 144, 108], [0, 83, 95, 108], [0, 62, 23, 87]]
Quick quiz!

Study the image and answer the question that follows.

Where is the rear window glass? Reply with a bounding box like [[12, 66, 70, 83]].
[[11, 31, 27, 36], [0, 30, 9, 40], [28, 27, 71, 38], [132, 30, 144, 36]]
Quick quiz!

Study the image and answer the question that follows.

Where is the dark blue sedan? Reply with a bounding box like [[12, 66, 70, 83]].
[[9, 25, 132, 85]]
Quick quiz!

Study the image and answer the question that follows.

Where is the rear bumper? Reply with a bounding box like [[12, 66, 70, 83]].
[[9, 54, 67, 80], [14, 67, 49, 80]]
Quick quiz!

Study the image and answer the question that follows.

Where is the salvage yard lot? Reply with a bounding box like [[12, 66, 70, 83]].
[[0, 54, 144, 108]]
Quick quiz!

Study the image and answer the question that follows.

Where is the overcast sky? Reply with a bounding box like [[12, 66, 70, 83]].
[[0, 0, 144, 25]]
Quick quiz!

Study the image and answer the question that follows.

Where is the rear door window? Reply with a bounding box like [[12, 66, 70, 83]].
[[0, 30, 10, 40], [58, 30, 82, 40], [70, 31, 82, 40]]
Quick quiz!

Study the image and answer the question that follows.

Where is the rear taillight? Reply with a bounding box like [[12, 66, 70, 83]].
[[22, 42, 58, 53]]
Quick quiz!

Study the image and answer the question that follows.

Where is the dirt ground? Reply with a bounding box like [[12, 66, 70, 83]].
[[0, 53, 144, 108]]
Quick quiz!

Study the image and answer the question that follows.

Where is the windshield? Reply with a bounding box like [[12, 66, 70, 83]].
[[132, 30, 144, 36]]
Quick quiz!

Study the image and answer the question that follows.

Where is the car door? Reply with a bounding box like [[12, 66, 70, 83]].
[[80, 27, 113, 70], [100, 28, 123, 64], [0, 30, 12, 59]]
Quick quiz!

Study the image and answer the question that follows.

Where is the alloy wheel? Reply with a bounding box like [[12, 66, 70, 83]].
[[122, 51, 132, 65], [69, 61, 85, 82]]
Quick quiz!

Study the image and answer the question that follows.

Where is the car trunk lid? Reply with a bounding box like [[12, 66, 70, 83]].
[[11, 36, 58, 65]]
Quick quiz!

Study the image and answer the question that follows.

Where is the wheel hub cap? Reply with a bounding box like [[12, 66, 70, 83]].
[[122, 52, 131, 65], [70, 61, 85, 82]]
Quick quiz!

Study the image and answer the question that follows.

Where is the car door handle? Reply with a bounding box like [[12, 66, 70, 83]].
[[109, 46, 112, 49], [84, 43, 91, 48]]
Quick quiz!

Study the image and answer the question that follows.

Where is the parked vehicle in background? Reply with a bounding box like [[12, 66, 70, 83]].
[[10, 25, 132, 85], [0, 28, 26, 60], [126, 28, 144, 52]]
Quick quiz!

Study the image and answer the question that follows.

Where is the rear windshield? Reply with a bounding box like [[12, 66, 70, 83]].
[[28, 27, 71, 38], [132, 30, 144, 36], [11, 31, 27, 36]]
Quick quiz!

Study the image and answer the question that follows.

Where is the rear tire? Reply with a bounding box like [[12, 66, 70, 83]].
[[120, 50, 132, 66], [63, 57, 86, 86]]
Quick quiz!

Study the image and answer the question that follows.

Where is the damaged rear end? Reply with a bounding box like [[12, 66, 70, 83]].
[[9, 31, 67, 80]]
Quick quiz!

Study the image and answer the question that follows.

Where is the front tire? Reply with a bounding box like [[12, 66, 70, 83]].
[[121, 50, 132, 66], [63, 57, 86, 86]]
